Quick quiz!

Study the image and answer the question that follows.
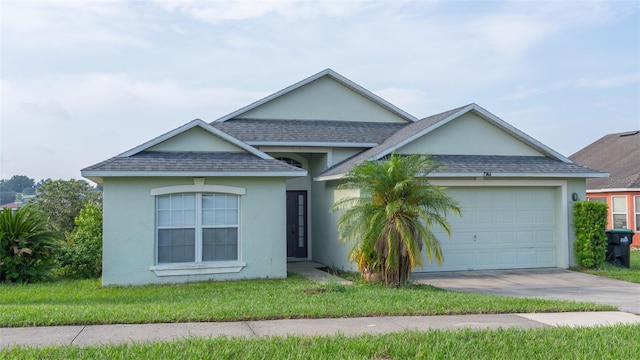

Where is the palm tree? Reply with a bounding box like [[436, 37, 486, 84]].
[[0, 206, 57, 282], [332, 154, 461, 287]]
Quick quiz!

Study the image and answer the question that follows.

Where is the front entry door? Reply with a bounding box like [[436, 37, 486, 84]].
[[286, 191, 307, 258]]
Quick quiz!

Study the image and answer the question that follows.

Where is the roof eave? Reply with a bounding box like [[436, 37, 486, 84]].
[[246, 141, 378, 148], [587, 188, 640, 193], [315, 171, 607, 182], [80, 170, 308, 178]]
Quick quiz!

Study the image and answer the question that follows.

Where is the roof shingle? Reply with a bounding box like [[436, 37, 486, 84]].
[[569, 131, 640, 189], [82, 151, 305, 174], [211, 119, 405, 145]]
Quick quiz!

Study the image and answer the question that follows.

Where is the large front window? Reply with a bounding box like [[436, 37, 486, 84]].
[[157, 193, 238, 264]]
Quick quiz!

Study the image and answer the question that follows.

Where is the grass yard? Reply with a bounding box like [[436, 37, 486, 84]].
[[0, 273, 613, 328], [578, 250, 640, 283], [3, 325, 639, 359]]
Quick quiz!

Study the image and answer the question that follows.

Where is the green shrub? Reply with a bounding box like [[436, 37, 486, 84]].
[[0, 207, 58, 283], [573, 201, 608, 268], [55, 202, 103, 278]]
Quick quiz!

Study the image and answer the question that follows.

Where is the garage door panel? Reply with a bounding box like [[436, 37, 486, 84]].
[[518, 210, 537, 224], [418, 187, 557, 272], [537, 210, 555, 224], [497, 211, 515, 224]]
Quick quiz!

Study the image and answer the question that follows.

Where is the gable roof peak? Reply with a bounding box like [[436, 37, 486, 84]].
[[116, 118, 273, 160], [214, 68, 418, 123]]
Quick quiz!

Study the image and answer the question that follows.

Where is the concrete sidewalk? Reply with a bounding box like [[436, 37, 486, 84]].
[[2, 312, 639, 348]]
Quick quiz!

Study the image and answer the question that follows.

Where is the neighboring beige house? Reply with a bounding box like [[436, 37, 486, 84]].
[[82, 69, 605, 286], [570, 130, 640, 247]]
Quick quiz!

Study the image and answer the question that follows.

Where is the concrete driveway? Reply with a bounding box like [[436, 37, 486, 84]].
[[412, 268, 640, 314]]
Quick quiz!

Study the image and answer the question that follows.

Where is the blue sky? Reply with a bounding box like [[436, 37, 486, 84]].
[[1, 0, 639, 181]]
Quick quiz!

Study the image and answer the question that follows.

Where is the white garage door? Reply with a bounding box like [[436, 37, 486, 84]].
[[418, 187, 557, 272]]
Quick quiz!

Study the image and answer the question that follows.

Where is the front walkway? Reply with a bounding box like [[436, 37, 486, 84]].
[[2, 312, 639, 348], [287, 261, 353, 285]]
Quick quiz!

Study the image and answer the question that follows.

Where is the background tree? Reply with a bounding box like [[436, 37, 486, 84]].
[[0, 191, 16, 205], [333, 154, 461, 287], [0, 207, 58, 283], [0, 175, 35, 194], [56, 202, 103, 278], [32, 179, 102, 235]]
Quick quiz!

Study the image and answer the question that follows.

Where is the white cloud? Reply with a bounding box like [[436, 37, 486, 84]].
[[576, 73, 640, 89], [1, 1, 147, 48], [152, 0, 367, 24], [471, 14, 552, 58], [503, 86, 544, 100], [2, 74, 268, 117]]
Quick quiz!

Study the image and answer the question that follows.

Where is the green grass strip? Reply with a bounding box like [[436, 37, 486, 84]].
[[0, 274, 613, 327], [3, 325, 639, 359]]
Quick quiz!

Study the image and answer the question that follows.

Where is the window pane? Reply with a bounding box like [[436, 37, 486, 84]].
[[158, 229, 195, 263], [214, 194, 226, 208], [202, 194, 238, 226], [157, 196, 171, 210], [636, 214, 640, 232], [202, 228, 238, 261], [635, 196, 640, 212], [202, 194, 214, 209], [158, 210, 170, 226], [612, 197, 626, 213], [613, 214, 627, 229], [226, 195, 238, 209]]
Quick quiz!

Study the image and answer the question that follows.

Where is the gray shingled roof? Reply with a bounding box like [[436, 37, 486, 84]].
[[211, 119, 406, 144], [430, 155, 603, 175], [82, 151, 305, 174], [318, 154, 604, 180], [569, 130, 640, 189], [316, 105, 469, 178]]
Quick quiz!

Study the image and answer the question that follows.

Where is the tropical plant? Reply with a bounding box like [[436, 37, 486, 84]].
[[332, 154, 461, 287], [0, 207, 58, 282], [55, 202, 103, 278]]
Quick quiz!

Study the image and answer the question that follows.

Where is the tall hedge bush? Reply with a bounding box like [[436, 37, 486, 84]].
[[573, 201, 608, 268]]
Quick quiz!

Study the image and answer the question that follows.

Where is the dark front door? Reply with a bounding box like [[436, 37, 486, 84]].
[[286, 191, 307, 258]]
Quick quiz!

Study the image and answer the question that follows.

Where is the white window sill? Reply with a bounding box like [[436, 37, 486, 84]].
[[150, 261, 246, 277]]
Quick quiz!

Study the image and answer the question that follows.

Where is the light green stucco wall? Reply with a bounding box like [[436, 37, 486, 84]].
[[148, 127, 245, 152], [241, 77, 408, 123], [102, 177, 287, 285], [397, 112, 543, 156], [332, 148, 363, 166], [308, 152, 358, 270]]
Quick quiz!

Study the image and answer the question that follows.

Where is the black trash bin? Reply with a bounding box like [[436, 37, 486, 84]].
[[605, 229, 633, 268]]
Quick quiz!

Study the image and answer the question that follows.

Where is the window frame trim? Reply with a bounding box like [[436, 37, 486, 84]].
[[611, 195, 628, 229], [634, 195, 640, 232], [150, 181, 246, 276]]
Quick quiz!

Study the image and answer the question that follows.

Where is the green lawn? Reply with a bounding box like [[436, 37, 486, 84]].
[[0, 273, 613, 327], [3, 325, 639, 359], [578, 250, 640, 283]]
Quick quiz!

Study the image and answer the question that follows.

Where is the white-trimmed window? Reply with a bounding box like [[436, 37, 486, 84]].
[[635, 196, 640, 232], [157, 193, 239, 264], [611, 196, 627, 229]]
